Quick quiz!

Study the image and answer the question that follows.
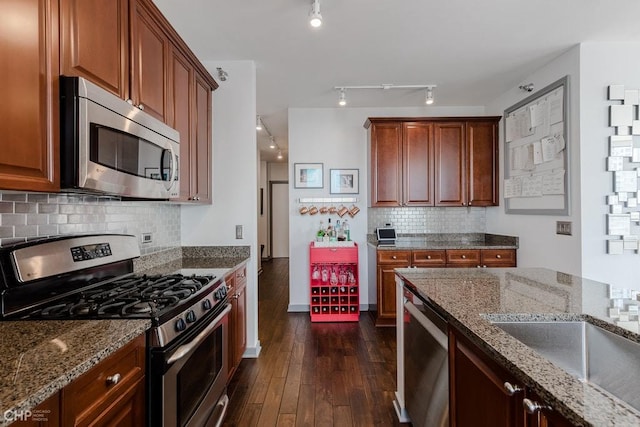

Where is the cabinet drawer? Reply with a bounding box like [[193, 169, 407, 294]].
[[311, 246, 358, 263], [411, 250, 446, 267], [446, 249, 481, 266], [377, 250, 411, 264], [481, 249, 516, 267], [62, 335, 145, 424]]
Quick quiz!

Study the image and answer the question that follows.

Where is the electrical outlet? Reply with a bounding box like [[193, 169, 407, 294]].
[[141, 232, 153, 244], [235, 225, 243, 239], [556, 221, 572, 236]]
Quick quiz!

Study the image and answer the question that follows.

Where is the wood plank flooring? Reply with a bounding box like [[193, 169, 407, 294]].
[[224, 258, 407, 426]]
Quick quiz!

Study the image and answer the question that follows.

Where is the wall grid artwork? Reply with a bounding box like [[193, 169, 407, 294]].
[[606, 84, 640, 254]]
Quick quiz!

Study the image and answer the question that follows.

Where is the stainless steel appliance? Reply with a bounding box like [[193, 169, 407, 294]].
[[0, 234, 230, 427], [60, 76, 180, 199], [403, 285, 449, 427]]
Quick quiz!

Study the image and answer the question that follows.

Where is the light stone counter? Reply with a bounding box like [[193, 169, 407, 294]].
[[396, 267, 640, 426], [0, 319, 149, 427]]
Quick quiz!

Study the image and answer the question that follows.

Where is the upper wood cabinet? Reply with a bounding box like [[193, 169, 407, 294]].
[[0, 0, 60, 193], [365, 117, 500, 207], [130, 0, 169, 122], [60, 0, 130, 100]]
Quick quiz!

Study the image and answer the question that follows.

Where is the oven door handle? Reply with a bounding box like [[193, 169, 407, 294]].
[[167, 304, 231, 365]]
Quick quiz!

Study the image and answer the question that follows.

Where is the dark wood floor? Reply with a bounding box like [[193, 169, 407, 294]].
[[223, 258, 405, 426]]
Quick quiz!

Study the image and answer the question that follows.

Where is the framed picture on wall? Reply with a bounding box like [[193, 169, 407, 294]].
[[330, 169, 359, 194], [294, 163, 323, 188]]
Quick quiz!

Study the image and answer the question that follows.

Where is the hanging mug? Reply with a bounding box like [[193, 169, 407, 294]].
[[348, 204, 360, 217], [299, 205, 309, 215], [319, 205, 329, 214], [308, 205, 319, 215], [337, 205, 348, 217], [328, 205, 337, 214]]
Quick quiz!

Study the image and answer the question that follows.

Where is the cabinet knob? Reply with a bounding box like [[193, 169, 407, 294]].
[[461, 202, 465, 206], [138, 104, 145, 111], [426, 255, 431, 259], [522, 398, 550, 415], [461, 255, 466, 259], [392, 256, 397, 259], [496, 254, 502, 259], [106, 373, 121, 386], [126, 99, 133, 105], [503, 382, 523, 396]]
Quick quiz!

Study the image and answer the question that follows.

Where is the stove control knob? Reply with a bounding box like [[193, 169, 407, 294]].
[[186, 310, 197, 323], [175, 318, 187, 332], [202, 298, 212, 310]]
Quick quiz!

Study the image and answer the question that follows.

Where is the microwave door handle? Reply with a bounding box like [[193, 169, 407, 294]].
[[167, 304, 231, 365], [167, 146, 178, 184]]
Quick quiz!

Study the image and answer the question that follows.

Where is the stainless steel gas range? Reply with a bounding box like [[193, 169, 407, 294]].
[[0, 234, 230, 427]]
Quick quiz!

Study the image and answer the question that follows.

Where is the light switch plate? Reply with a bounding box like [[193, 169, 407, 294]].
[[556, 221, 572, 236], [141, 233, 153, 244], [235, 225, 243, 239]]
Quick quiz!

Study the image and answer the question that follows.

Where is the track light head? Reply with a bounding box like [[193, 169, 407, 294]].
[[519, 83, 534, 92], [216, 67, 228, 82], [269, 137, 276, 149], [425, 87, 434, 105], [309, 0, 322, 27], [338, 88, 347, 106], [256, 115, 262, 131], [277, 150, 283, 160]]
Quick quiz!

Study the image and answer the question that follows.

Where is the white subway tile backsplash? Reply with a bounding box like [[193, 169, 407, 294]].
[[0, 192, 181, 254], [368, 206, 486, 234]]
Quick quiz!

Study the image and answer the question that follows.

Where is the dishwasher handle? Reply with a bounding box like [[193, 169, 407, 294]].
[[404, 300, 448, 349]]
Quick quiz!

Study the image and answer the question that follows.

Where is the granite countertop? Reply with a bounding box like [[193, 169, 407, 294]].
[[0, 319, 150, 426], [396, 267, 640, 426], [368, 233, 519, 250]]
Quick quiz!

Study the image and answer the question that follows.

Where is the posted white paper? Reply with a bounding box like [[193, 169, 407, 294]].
[[521, 175, 543, 197], [549, 93, 563, 124], [542, 170, 565, 195], [532, 141, 543, 165], [504, 178, 522, 198], [541, 137, 557, 162]]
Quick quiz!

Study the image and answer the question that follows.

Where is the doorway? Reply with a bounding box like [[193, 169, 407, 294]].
[[269, 181, 289, 258]]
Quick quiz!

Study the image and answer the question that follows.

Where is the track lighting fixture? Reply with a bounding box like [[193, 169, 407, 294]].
[[338, 88, 347, 106], [333, 84, 437, 106], [519, 83, 534, 92], [269, 136, 276, 149], [277, 150, 283, 160], [425, 87, 434, 105], [309, 0, 322, 28], [256, 115, 263, 131], [216, 67, 228, 82]]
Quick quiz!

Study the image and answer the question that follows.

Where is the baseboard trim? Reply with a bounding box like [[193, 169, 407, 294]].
[[243, 341, 262, 358]]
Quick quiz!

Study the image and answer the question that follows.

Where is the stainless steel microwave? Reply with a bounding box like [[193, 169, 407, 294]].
[[60, 76, 180, 199]]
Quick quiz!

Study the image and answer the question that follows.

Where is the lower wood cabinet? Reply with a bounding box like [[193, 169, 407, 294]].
[[227, 263, 247, 381], [450, 328, 573, 427], [62, 335, 145, 427], [13, 335, 145, 427], [375, 248, 516, 326]]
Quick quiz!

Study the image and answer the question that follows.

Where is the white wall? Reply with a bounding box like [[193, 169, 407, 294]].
[[485, 46, 583, 276], [181, 60, 261, 356], [579, 42, 640, 288], [287, 105, 486, 311]]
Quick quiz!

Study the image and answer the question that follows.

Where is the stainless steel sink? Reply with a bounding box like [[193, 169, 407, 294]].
[[491, 320, 640, 411]]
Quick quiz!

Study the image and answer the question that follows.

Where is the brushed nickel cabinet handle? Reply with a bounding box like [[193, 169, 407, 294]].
[[106, 373, 121, 386], [522, 398, 550, 415], [503, 382, 522, 396]]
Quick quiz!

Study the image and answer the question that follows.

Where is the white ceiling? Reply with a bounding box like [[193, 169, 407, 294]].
[[153, 0, 640, 162]]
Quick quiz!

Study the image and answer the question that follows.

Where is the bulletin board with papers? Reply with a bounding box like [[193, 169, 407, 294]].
[[503, 76, 569, 215]]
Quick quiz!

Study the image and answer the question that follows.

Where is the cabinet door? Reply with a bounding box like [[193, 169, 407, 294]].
[[434, 122, 466, 206], [403, 122, 434, 206], [524, 390, 574, 427], [60, 0, 129, 99], [130, 0, 168, 122], [376, 250, 410, 326], [450, 331, 524, 427], [467, 120, 499, 206], [0, 0, 59, 192], [11, 392, 60, 426], [370, 122, 403, 206], [167, 46, 194, 202], [234, 283, 247, 368], [411, 250, 446, 267], [192, 72, 213, 203]]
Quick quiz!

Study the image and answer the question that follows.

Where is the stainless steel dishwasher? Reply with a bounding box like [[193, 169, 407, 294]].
[[403, 286, 449, 427]]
